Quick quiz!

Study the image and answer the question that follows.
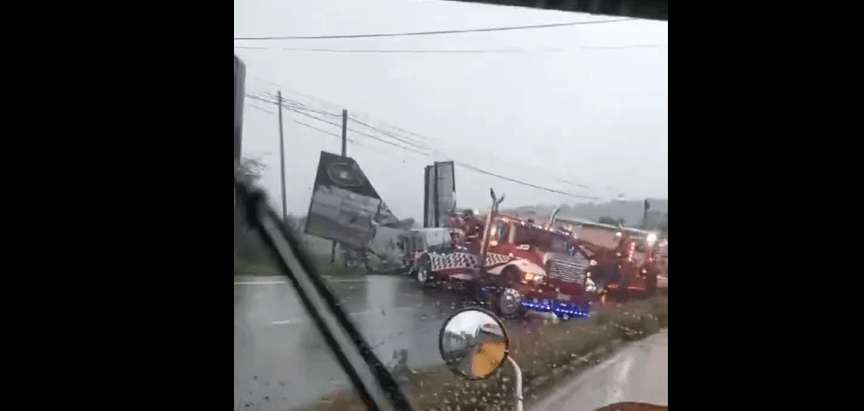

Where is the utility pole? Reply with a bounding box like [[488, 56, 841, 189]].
[[278, 91, 288, 222], [342, 109, 348, 158], [332, 109, 349, 264], [643, 198, 651, 229]]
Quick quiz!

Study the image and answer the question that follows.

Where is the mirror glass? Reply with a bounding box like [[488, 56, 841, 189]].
[[439, 308, 510, 380]]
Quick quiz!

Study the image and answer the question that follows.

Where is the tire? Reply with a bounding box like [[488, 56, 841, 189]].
[[497, 287, 524, 318], [617, 265, 630, 303], [416, 257, 435, 289], [491, 267, 523, 318], [645, 269, 659, 296]]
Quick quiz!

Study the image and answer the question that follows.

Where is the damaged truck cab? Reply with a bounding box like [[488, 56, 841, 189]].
[[415, 205, 596, 319]]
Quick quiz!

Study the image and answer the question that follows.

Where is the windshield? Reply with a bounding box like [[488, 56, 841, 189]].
[[235, 2, 668, 410]]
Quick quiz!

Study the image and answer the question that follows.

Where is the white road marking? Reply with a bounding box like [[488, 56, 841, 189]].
[[234, 278, 371, 285], [271, 307, 419, 325]]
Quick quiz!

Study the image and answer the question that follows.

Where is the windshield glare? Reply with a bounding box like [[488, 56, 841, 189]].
[[234, 2, 668, 410]]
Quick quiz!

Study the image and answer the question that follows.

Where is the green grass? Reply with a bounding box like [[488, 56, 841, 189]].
[[300, 296, 669, 411]]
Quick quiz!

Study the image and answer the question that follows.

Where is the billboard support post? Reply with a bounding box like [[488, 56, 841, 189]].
[[433, 164, 440, 227], [423, 166, 432, 228], [278, 91, 288, 222], [234, 56, 246, 209], [332, 110, 349, 264]]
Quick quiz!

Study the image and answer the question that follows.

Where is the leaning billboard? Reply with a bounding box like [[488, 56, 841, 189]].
[[304, 152, 400, 247]]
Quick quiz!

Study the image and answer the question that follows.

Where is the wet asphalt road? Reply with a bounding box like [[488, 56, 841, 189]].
[[234, 275, 479, 410], [234, 275, 598, 411], [529, 330, 669, 411]]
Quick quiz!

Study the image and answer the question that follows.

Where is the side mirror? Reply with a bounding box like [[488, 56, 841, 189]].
[[439, 308, 510, 380]]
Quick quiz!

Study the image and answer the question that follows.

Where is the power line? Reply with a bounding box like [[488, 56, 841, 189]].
[[351, 115, 590, 190], [454, 162, 599, 200], [235, 46, 567, 54], [247, 93, 360, 144], [247, 89, 601, 200], [234, 18, 634, 41], [234, 44, 667, 54], [292, 119, 364, 147], [250, 78, 442, 151], [349, 117, 433, 151], [347, 114, 599, 200], [246, 103, 275, 115], [313, 97, 597, 197], [253, 92, 429, 155], [249, 82, 616, 195], [265, 92, 341, 118]]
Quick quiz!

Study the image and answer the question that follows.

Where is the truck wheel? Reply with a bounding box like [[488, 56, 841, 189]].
[[497, 287, 523, 318], [416, 257, 436, 289], [646, 268, 660, 296], [617, 266, 631, 303]]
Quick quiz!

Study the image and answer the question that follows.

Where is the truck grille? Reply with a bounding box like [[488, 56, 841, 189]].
[[548, 259, 588, 285]]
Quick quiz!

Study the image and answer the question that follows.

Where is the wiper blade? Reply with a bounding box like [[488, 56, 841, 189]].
[[235, 174, 414, 411]]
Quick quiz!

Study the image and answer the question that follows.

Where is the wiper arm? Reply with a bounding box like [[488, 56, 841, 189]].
[[235, 174, 414, 411]]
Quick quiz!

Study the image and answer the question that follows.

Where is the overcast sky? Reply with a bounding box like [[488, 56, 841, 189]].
[[234, 0, 668, 223]]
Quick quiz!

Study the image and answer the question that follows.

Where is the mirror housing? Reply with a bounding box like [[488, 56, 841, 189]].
[[439, 308, 510, 380]]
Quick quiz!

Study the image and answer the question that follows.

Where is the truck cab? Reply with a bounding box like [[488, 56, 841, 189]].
[[484, 215, 593, 301]]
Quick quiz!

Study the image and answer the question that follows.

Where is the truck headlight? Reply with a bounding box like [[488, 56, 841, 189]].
[[647, 233, 658, 246], [525, 272, 535, 282], [590, 260, 598, 266], [585, 279, 597, 293]]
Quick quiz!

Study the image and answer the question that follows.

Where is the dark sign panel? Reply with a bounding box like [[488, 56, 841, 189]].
[[435, 161, 457, 224], [424, 165, 434, 228], [424, 162, 457, 228], [305, 152, 400, 247]]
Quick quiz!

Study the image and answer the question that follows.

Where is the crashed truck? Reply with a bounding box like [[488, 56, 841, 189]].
[[303, 151, 420, 273], [412, 190, 598, 319], [552, 216, 667, 297], [363, 160, 464, 273], [303, 155, 468, 274]]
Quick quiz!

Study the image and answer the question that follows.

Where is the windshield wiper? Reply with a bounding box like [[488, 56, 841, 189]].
[[235, 173, 414, 411]]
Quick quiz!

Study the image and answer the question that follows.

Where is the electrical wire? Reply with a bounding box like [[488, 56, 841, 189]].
[[234, 44, 667, 54], [252, 93, 428, 155], [246, 103, 275, 115], [349, 117, 434, 151], [292, 119, 364, 147], [350, 114, 590, 190], [247, 90, 601, 200], [234, 18, 634, 41]]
